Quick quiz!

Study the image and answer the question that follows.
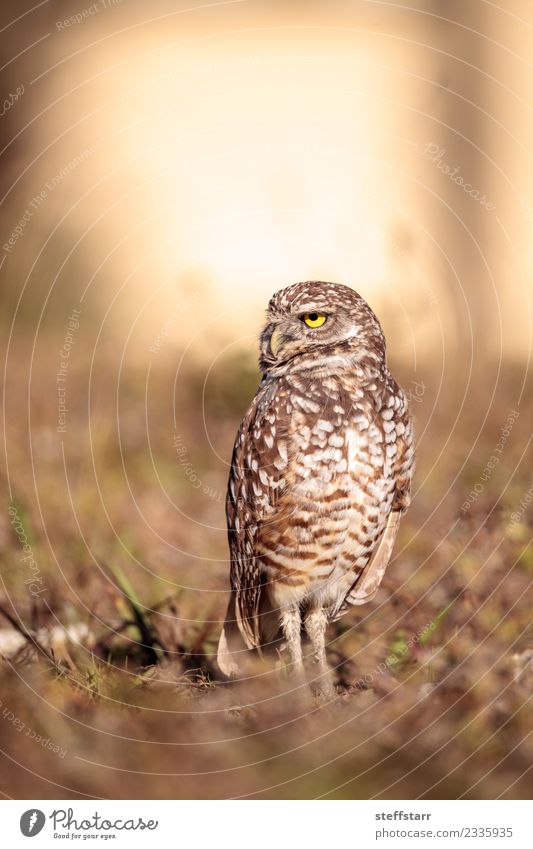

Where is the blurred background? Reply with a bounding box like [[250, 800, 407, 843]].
[[0, 0, 531, 800]]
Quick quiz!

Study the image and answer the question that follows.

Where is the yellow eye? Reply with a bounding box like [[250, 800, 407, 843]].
[[303, 312, 327, 328]]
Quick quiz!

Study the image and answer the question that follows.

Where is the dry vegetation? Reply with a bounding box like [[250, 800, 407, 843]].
[[1, 329, 531, 800]]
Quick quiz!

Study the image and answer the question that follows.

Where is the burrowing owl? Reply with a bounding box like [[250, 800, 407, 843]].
[[217, 281, 414, 698]]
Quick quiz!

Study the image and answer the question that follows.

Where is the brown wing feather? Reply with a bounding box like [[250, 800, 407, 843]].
[[217, 379, 289, 675], [336, 509, 400, 613], [334, 382, 414, 617]]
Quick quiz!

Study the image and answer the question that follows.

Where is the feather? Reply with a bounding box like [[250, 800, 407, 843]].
[[343, 509, 400, 607]]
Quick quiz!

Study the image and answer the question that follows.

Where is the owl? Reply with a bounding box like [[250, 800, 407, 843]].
[[217, 281, 414, 699]]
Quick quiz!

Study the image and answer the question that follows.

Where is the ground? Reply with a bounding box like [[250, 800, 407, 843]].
[[0, 336, 531, 799]]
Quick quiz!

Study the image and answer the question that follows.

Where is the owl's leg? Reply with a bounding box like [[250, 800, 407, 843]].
[[280, 604, 305, 683], [304, 607, 336, 701]]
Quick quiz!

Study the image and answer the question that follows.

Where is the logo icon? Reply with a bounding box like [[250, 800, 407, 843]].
[[20, 810, 46, 837]]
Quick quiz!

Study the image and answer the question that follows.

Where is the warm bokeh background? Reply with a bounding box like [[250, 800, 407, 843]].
[[0, 0, 531, 800]]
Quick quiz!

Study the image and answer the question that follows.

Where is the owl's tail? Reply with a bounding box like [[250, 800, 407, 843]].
[[217, 590, 282, 677], [217, 591, 252, 677]]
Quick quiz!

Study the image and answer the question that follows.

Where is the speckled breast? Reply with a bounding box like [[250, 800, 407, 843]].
[[258, 371, 397, 610]]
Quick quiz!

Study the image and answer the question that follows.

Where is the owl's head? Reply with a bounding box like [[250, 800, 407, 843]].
[[259, 281, 386, 375]]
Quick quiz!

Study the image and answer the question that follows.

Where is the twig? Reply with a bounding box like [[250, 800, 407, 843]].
[[0, 603, 58, 668]]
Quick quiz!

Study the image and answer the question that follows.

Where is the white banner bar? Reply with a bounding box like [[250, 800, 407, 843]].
[[1, 799, 530, 848]]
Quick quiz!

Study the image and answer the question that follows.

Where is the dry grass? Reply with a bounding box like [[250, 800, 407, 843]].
[[1, 334, 531, 799]]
